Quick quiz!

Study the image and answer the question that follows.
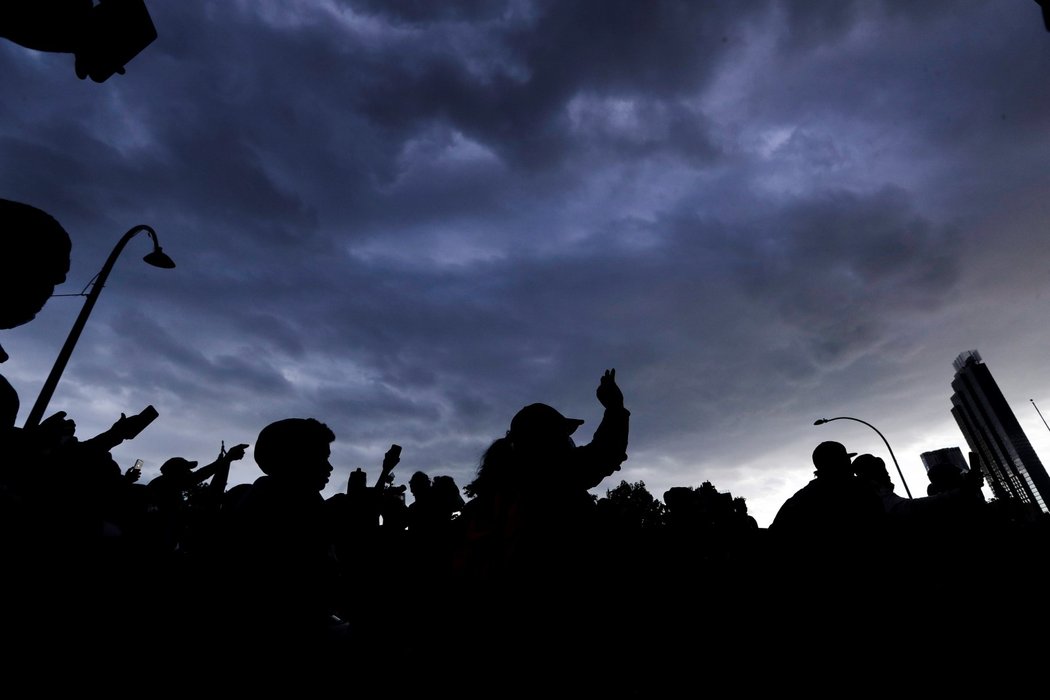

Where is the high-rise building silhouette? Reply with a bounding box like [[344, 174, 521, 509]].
[[950, 350, 1050, 514]]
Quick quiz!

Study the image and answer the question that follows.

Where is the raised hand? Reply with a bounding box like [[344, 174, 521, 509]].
[[112, 405, 158, 442], [382, 444, 402, 473], [596, 368, 624, 410], [37, 410, 77, 443], [224, 443, 249, 463]]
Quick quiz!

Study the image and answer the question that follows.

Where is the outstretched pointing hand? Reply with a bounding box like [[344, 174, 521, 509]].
[[224, 443, 249, 462], [597, 368, 624, 410]]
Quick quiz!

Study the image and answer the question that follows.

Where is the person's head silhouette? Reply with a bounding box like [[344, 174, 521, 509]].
[[159, 456, 198, 476], [409, 470, 431, 496], [926, 462, 965, 496], [253, 418, 334, 492], [508, 402, 584, 461], [347, 467, 367, 493], [852, 453, 891, 490], [812, 440, 857, 479], [0, 199, 72, 362]]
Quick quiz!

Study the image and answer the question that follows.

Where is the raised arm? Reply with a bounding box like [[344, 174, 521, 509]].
[[197, 442, 249, 490], [574, 369, 631, 490], [375, 444, 402, 489]]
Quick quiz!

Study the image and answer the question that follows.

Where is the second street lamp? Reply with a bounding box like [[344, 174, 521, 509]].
[[814, 416, 913, 499], [24, 224, 175, 429]]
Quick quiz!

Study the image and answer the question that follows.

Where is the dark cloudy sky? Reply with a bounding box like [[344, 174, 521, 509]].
[[3, 1, 1050, 526]]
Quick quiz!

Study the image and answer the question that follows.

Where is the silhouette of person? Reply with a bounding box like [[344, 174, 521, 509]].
[[406, 471, 433, 529], [0, 402, 167, 663], [854, 452, 985, 544], [765, 442, 889, 671], [218, 418, 347, 662], [770, 440, 885, 539], [459, 368, 629, 583], [326, 445, 402, 543], [453, 369, 629, 686], [768, 440, 887, 600], [330, 466, 382, 538], [403, 470, 464, 583], [0, 1, 157, 82], [145, 444, 247, 555], [321, 446, 412, 674], [0, 197, 163, 675], [0, 198, 71, 363], [852, 453, 909, 514], [431, 474, 465, 518], [0, 198, 73, 539], [926, 462, 971, 497]]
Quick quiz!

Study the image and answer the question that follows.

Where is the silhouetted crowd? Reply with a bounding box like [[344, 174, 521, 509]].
[[3, 356, 1049, 692], [4, 192, 1050, 691]]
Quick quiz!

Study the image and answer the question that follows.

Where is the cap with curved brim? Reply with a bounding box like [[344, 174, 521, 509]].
[[812, 441, 857, 468], [159, 457, 198, 476], [510, 403, 584, 440]]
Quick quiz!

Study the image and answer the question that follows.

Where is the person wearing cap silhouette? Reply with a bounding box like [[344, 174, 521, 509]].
[[764, 440, 887, 663], [854, 455, 985, 533], [463, 369, 629, 507], [770, 440, 885, 541], [145, 444, 247, 555], [453, 369, 630, 676], [147, 446, 248, 511]]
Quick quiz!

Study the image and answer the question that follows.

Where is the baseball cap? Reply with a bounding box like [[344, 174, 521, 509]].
[[159, 457, 198, 476], [812, 441, 857, 469], [510, 403, 585, 442]]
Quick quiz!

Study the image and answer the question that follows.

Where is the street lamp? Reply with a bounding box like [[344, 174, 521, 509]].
[[23, 224, 175, 429], [1032, 399, 1050, 436], [814, 416, 913, 498]]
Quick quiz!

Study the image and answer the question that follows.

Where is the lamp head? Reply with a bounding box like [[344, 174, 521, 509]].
[[814, 418, 828, 425], [143, 246, 176, 269]]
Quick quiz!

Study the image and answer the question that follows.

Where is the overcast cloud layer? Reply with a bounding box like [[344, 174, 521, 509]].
[[3, 1, 1050, 526]]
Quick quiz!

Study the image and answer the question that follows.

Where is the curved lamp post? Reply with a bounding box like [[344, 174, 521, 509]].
[[814, 416, 913, 498], [23, 224, 175, 429]]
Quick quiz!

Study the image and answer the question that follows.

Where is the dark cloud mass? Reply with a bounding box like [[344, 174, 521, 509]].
[[2, 0, 1050, 527]]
